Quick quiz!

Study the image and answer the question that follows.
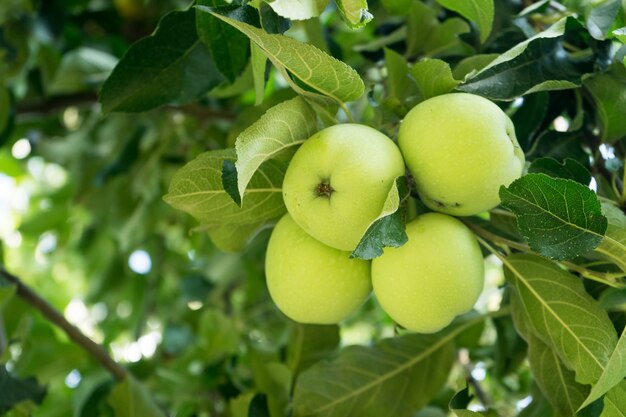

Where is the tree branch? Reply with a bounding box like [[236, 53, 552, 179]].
[[0, 267, 127, 381]]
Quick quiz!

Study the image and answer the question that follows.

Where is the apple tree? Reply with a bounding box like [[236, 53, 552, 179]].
[[1, 0, 626, 416]]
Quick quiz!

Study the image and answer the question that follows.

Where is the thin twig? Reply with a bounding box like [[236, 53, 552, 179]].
[[0, 268, 127, 381]]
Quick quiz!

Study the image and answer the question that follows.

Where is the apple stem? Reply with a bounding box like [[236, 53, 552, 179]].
[[316, 181, 334, 198]]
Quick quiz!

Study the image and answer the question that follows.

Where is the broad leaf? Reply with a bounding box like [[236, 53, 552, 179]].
[[435, 0, 494, 43], [384, 48, 412, 107], [449, 386, 487, 416], [267, 0, 329, 20], [47, 47, 117, 94], [580, 326, 626, 410], [286, 324, 340, 376], [459, 18, 594, 100], [596, 203, 626, 275], [203, 9, 364, 107], [196, 3, 257, 83], [336, 0, 372, 28], [528, 157, 591, 185], [164, 149, 286, 251], [250, 42, 268, 106], [108, 376, 165, 417], [500, 173, 607, 260], [351, 176, 409, 260], [235, 96, 318, 202], [410, 58, 459, 101], [505, 254, 617, 384], [0, 367, 46, 414], [526, 334, 589, 416], [100, 9, 224, 112], [584, 71, 626, 143], [293, 320, 476, 417]]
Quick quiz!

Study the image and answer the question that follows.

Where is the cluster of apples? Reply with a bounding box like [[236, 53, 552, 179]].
[[265, 93, 525, 333]]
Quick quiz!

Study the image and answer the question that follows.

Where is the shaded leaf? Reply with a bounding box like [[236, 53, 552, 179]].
[[601, 381, 626, 416], [196, 3, 258, 82], [164, 149, 286, 251], [435, 0, 494, 43], [584, 71, 626, 143], [336, 0, 372, 29], [287, 324, 340, 376], [500, 173, 607, 260], [0, 367, 46, 414], [292, 319, 477, 417], [203, 9, 364, 106], [249, 394, 270, 417], [100, 9, 224, 112], [528, 157, 591, 185], [410, 58, 459, 100], [449, 386, 486, 416], [108, 376, 165, 417], [351, 176, 409, 260], [526, 333, 589, 416], [505, 254, 617, 384], [459, 18, 594, 100], [260, 3, 292, 34], [235, 96, 318, 202], [0, 86, 14, 147], [222, 159, 241, 206], [510, 92, 549, 151], [251, 43, 268, 105], [48, 47, 117, 94]]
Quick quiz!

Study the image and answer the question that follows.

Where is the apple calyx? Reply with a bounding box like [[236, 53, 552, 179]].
[[315, 181, 334, 198]]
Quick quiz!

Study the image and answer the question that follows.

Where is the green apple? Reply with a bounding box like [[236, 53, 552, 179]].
[[265, 214, 372, 324], [398, 93, 525, 216], [282, 123, 405, 251], [372, 212, 484, 333]]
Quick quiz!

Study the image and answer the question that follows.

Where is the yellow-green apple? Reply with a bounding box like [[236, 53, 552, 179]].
[[398, 93, 525, 216], [282, 123, 405, 251], [265, 214, 372, 324], [372, 212, 484, 333]]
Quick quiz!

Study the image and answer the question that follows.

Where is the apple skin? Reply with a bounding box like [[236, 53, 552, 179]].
[[398, 93, 525, 216], [282, 123, 405, 251], [265, 214, 372, 324], [372, 212, 484, 333]]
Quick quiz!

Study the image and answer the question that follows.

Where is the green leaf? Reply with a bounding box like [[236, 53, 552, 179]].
[[452, 54, 498, 81], [266, 0, 329, 20], [596, 203, 626, 275], [293, 319, 477, 417], [222, 159, 241, 206], [505, 254, 618, 384], [99, 9, 224, 113], [197, 309, 239, 362], [584, 71, 626, 143], [410, 58, 460, 101], [499, 173, 608, 261], [108, 376, 165, 417], [47, 47, 117, 94], [613, 27, 626, 43], [579, 326, 626, 410], [435, 0, 494, 43], [260, 3, 292, 34], [196, 4, 257, 83], [203, 8, 364, 107], [235, 96, 318, 202], [602, 381, 626, 416], [0, 367, 46, 414], [510, 92, 549, 150], [0, 86, 14, 147], [286, 324, 340, 376], [336, 0, 372, 28], [384, 48, 412, 106], [351, 176, 409, 260], [526, 333, 589, 416], [249, 394, 270, 417], [164, 149, 286, 252], [459, 18, 594, 100], [586, 0, 621, 40], [449, 386, 486, 416], [406, 2, 472, 58], [0, 282, 15, 310], [251, 42, 268, 105], [528, 157, 591, 185]]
